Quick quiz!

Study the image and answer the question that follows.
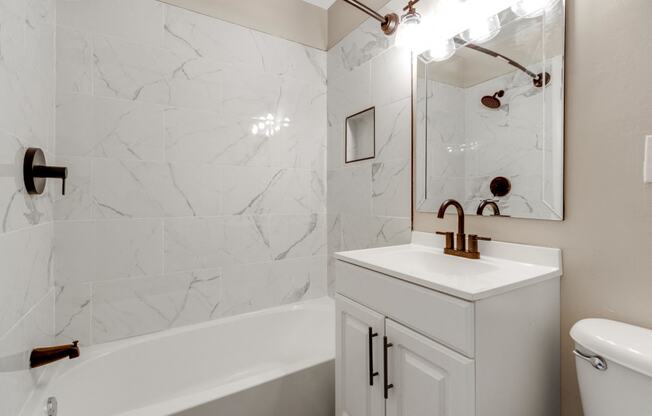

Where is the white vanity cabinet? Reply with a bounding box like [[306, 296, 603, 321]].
[[335, 233, 562, 416], [336, 294, 475, 416]]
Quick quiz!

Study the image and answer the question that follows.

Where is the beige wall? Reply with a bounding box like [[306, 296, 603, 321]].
[[160, 0, 328, 49], [414, 1, 652, 415], [328, 0, 390, 48]]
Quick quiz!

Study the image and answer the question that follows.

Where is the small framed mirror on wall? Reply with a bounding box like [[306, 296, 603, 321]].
[[345, 107, 375, 163], [414, 0, 565, 220]]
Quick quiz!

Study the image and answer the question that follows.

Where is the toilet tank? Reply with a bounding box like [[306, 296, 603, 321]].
[[571, 319, 652, 416]]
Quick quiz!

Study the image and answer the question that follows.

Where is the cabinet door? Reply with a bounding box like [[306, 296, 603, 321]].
[[385, 319, 475, 416], [336, 295, 385, 416]]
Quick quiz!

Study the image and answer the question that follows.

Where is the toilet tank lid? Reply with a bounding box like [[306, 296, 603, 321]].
[[571, 319, 652, 377]]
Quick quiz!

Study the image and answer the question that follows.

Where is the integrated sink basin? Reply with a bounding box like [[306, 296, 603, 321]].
[[334, 231, 562, 300]]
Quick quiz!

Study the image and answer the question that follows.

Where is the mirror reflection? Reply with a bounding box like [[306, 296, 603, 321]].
[[416, 1, 565, 220]]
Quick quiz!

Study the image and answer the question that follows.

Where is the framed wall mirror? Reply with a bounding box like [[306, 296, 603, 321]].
[[415, 0, 565, 220], [346, 107, 375, 163]]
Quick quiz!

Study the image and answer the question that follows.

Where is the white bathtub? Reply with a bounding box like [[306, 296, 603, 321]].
[[23, 297, 334, 416]]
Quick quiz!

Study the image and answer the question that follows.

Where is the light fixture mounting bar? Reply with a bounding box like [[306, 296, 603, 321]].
[[343, 0, 385, 23], [342, 0, 399, 35]]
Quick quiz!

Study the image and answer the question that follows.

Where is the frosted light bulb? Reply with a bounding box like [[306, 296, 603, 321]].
[[424, 37, 456, 62], [511, 0, 558, 18], [460, 14, 501, 44]]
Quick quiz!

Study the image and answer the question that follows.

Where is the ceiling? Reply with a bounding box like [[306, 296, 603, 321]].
[[302, 0, 337, 9]]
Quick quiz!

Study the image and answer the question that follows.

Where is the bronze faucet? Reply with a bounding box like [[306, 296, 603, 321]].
[[30, 341, 80, 368], [477, 199, 501, 216], [437, 199, 491, 260]]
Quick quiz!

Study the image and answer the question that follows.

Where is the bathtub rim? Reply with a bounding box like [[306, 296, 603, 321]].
[[21, 296, 334, 416]]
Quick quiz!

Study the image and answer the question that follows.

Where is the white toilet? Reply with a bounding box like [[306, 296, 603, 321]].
[[571, 319, 652, 416]]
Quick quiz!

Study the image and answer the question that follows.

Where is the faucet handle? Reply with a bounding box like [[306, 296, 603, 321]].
[[468, 235, 491, 254], [436, 231, 454, 250]]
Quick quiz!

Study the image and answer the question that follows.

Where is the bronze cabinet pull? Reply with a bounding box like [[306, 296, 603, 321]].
[[383, 336, 394, 399], [368, 327, 379, 386]]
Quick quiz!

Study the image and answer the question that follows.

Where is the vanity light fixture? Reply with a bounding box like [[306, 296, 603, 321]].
[[394, 0, 424, 50], [460, 13, 502, 44], [511, 0, 560, 18], [422, 37, 456, 62], [342, 0, 426, 51]]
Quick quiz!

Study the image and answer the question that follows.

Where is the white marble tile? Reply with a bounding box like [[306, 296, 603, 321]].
[[55, 282, 91, 345], [327, 61, 371, 122], [92, 159, 221, 218], [370, 46, 411, 108], [341, 215, 411, 251], [327, 214, 342, 254], [327, 17, 393, 82], [22, 7, 56, 153], [222, 215, 272, 264], [270, 257, 319, 303], [250, 30, 326, 86], [163, 217, 228, 273], [56, 26, 92, 94], [222, 167, 310, 215], [370, 216, 411, 248], [92, 269, 222, 343], [270, 214, 325, 260], [375, 98, 411, 162], [0, 154, 53, 234], [266, 168, 312, 215], [310, 169, 327, 214], [53, 156, 93, 221], [0, 223, 53, 336], [57, 93, 166, 160], [372, 159, 411, 217], [164, 4, 264, 69], [53, 220, 95, 285], [93, 34, 223, 111], [165, 107, 270, 166], [213, 262, 272, 317], [308, 255, 328, 299], [94, 219, 163, 281], [327, 165, 372, 216], [340, 214, 374, 251], [164, 107, 227, 163], [216, 258, 317, 318], [0, 4, 39, 144], [221, 167, 279, 215], [327, 63, 371, 171], [54, 219, 163, 284], [221, 68, 284, 123], [270, 85, 327, 169], [418, 176, 465, 213], [0, 290, 54, 416], [57, 0, 164, 47]]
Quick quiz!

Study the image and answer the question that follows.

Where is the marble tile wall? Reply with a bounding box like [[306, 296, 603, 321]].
[[0, 0, 56, 413], [326, 0, 413, 292], [54, 0, 328, 345]]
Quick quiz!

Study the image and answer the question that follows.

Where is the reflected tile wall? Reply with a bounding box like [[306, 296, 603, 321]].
[[423, 56, 564, 220], [326, 0, 412, 293], [0, 0, 56, 412], [54, 1, 327, 345]]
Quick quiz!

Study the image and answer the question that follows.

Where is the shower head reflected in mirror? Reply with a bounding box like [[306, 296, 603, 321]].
[[481, 90, 504, 109]]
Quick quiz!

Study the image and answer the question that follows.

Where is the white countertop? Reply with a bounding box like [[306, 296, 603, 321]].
[[334, 231, 562, 301]]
